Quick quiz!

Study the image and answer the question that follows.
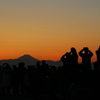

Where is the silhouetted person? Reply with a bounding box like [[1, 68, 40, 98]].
[[40, 60, 50, 96], [11, 65, 19, 96], [28, 65, 38, 99], [1, 63, 12, 96], [36, 61, 43, 98], [49, 66, 57, 99], [60, 52, 71, 70], [60, 49, 78, 100], [79, 47, 93, 71], [17, 62, 26, 95], [70, 47, 78, 72], [24, 65, 36, 98], [36, 61, 41, 70], [94, 46, 100, 70], [0, 66, 2, 95], [96, 46, 100, 62], [91, 47, 100, 99], [42, 60, 46, 66]]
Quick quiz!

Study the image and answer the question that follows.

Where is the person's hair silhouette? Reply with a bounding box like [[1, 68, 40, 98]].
[[79, 47, 93, 71]]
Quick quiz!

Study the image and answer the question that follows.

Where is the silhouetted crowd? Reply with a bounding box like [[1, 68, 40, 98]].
[[0, 47, 100, 100]]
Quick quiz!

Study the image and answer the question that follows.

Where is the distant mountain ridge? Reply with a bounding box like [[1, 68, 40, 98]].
[[0, 54, 63, 67]]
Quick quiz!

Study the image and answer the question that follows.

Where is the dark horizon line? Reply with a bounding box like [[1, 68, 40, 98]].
[[0, 54, 96, 64], [0, 54, 60, 62]]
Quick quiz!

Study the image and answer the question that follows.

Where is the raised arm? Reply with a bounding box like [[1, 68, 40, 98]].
[[60, 54, 66, 62], [79, 49, 84, 57], [88, 49, 93, 57]]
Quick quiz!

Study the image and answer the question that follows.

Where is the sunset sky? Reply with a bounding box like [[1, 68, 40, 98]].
[[0, 0, 100, 62]]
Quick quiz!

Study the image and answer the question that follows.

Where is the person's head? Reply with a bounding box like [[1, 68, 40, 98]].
[[83, 47, 89, 53], [42, 60, 46, 64], [3, 63, 11, 71], [71, 47, 77, 54]]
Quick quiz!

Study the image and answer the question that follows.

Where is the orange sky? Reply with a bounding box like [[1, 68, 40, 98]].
[[0, 0, 100, 62]]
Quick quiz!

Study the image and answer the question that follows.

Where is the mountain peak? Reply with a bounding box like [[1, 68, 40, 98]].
[[0, 54, 62, 67], [18, 54, 35, 60]]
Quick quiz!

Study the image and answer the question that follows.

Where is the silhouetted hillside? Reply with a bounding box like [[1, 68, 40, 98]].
[[0, 54, 63, 67]]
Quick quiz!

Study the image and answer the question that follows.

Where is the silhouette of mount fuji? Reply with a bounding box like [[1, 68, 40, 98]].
[[18, 54, 38, 61], [0, 54, 63, 67]]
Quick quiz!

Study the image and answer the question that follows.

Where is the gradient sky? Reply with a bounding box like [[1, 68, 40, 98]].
[[0, 0, 100, 62]]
